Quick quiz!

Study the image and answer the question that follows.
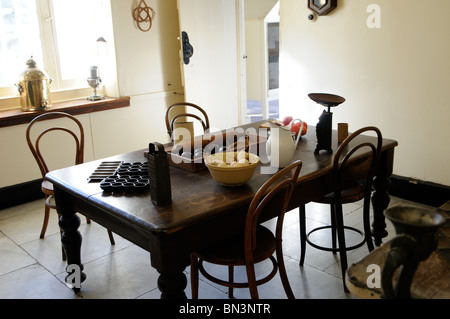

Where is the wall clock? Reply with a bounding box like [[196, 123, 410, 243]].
[[308, 0, 337, 16]]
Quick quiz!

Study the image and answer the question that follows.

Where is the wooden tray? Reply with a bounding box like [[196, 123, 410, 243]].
[[167, 132, 267, 173], [168, 154, 206, 173]]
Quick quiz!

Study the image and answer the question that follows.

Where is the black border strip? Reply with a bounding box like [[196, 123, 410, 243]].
[[389, 175, 450, 208], [0, 179, 43, 210]]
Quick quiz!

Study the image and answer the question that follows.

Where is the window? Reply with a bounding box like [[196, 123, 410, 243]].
[[0, 0, 43, 93], [267, 22, 279, 91], [267, 21, 279, 121], [0, 0, 114, 110], [51, 0, 111, 85]]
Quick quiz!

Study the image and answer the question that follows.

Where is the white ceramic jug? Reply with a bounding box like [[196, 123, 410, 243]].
[[266, 120, 303, 168]]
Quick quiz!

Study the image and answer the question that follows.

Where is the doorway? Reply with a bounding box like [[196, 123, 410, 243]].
[[243, 1, 280, 124], [175, 0, 279, 127]]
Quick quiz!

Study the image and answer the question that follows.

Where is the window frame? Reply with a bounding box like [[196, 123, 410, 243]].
[[0, 0, 113, 111]]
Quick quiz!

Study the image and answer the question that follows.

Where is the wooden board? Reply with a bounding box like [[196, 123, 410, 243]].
[[166, 131, 267, 173]]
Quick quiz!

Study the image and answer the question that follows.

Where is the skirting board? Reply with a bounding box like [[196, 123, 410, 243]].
[[0, 179, 44, 210], [0, 175, 449, 211], [388, 175, 450, 208]]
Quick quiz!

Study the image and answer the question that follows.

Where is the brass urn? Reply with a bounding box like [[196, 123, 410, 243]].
[[16, 57, 52, 112]]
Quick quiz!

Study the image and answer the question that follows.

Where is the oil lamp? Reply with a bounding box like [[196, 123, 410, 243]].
[[87, 66, 104, 101]]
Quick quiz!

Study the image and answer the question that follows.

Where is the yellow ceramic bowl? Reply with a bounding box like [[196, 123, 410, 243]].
[[204, 152, 260, 186]]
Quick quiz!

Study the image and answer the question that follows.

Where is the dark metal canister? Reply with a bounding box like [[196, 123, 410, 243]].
[[147, 142, 172, 206]]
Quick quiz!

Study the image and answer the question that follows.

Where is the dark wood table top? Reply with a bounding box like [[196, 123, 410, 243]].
[[47, 124, 398, 235]]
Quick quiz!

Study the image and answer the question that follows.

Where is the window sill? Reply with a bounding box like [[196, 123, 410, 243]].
[[0, 96, 130, 128]]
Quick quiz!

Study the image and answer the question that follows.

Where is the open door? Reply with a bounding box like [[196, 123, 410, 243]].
[[177, 0, 241, 131], [243, 1, 280, 123]]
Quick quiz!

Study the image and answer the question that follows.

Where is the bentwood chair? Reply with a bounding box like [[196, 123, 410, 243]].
[[26, 112, 115, 260], [299, 126, 382, 291], [190, 160, 302, 299], [165, 102, 210, 141]]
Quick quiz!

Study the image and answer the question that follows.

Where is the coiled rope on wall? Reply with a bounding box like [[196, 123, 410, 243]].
[[133, 0, 156, 32]]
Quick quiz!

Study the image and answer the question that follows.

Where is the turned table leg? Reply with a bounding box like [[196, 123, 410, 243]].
[[371, 149, 395, 246], [55, 188, 86, 291], [157, 270, 188, 299]]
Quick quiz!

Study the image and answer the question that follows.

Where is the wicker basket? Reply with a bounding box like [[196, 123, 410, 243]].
[[204, 152, 260, 186]]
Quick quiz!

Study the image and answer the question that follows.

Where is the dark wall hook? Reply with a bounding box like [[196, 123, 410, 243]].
[[182, 31, 194, 65]]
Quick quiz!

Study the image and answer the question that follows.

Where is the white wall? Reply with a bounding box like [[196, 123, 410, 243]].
[[111, 0, 182, 96], [0, 114, 96, 187], [280, 0, 450, 186], [93, 0, 185, 158]]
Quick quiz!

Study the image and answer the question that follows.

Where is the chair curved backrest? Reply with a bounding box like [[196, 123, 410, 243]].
[[26, 112, 85, 178], [165, 102, 210, 140], [26, 111, 115, 256], [332, 126, 382, 205], [244, 160, 302, 298]]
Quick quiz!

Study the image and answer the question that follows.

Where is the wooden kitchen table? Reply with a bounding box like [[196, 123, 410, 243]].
[[46, 123, 398, 298]]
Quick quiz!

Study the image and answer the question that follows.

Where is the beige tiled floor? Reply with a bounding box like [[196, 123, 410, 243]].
[[0, 196, 436, 299]]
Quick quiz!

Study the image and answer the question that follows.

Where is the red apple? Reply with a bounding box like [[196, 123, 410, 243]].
[[282, 116, 293, 126], [290, 122, 300, 136], [291, 121, 308, 136], [301, 121, 308, 136]]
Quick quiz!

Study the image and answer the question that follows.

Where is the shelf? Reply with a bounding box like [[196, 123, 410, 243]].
[[0, 96, 130, 128]]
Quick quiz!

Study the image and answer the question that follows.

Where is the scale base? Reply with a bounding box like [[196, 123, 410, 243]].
[[315, 111, 333, 154]]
